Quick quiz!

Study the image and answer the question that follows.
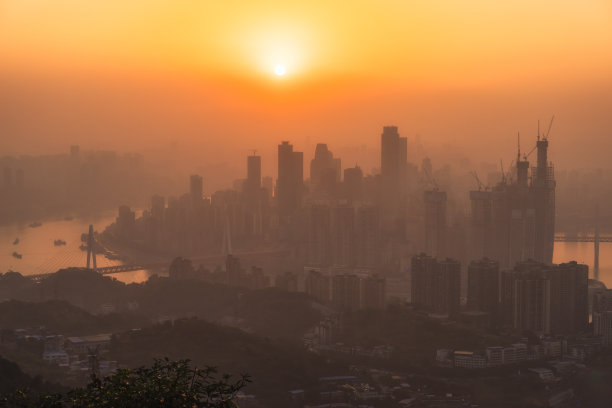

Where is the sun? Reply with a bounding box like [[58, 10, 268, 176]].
[[274, 64, 286, 76]]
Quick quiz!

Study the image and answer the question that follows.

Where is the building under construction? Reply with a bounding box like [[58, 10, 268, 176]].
[[469, 125, 556, 269]]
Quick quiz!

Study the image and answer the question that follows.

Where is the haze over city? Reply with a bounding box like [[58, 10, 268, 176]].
[[1, 1, 612, 408]]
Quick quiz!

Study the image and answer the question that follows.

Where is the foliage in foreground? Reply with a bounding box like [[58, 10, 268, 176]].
[[0, 358, 250, 408]]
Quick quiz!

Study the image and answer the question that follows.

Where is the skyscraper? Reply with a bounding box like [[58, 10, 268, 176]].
[[310, 143, 341, 196], [343, 165, 363, 202], [331, 204, 355, 266], [467, 258, 500, 317], [243, 154, 262, 235], [308, 204, 331, 266], [380, 126, 407, 217], [244, 153, 261, 205], [411, 254, 460, 317], [354, 205, 381, 268], [277, 141, 303, 217], [189, 174, 203, 206], [470, 132, 555, 269], [501, 260, 587, 335]]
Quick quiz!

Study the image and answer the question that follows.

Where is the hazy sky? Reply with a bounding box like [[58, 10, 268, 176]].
[[1, 0, 611, 177]]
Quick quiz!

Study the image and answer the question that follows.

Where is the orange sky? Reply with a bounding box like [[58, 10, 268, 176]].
[[1, 0, 611, 177]]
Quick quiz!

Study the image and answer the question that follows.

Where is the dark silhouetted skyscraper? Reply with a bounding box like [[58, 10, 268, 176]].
[[411, 254, 460, 317], [310, 143, 341, 196], [277, 141, 303, 217], [343, 165, 363, 202], [331, 204, 355, 266], [308, 204, 331, 266], [355, 205, 381, 268], [467, 258, 500, 317], [380, 126, 407, 216], [190, 174, 203, 205], [501, 260, 587, 335]]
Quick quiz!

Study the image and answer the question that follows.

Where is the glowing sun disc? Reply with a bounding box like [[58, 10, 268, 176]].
[[274, 64, 286, 76]]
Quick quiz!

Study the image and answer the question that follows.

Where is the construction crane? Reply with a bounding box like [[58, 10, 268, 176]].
[[544, 115, 555, 140], [423, 167, 439, 191], [470, 171, 487, 191]]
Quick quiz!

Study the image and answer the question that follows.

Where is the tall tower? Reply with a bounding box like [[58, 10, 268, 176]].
[[189, 175, 203, 206], [277, 141, 303, 217], [310, 143, 341, 196], [244, 154, 261, 206], [380, 126, 407, 212], [533, 134, 555, 264], [86, 224, 97, 271], [424, 190, 447, 258]]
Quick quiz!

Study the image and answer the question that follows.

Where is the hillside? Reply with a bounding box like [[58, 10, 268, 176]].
[[109, 318, 346, 407]]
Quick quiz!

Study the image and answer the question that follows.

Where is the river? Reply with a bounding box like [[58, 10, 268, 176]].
[[0, 213, 149, 284], [1, 217, 610, 288]]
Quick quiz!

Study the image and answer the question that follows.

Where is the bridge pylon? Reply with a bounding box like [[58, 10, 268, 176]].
[[86, 224, 97, 271]]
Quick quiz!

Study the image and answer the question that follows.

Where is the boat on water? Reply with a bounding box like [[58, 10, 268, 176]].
[[12, 238, 19, 245], [54, 239, 67, 246], [28, 222, 42, 228], [12, 252, 22, 259]]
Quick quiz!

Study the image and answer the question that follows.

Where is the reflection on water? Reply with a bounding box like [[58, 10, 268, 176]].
[[2, 216, 610, 288], [553, 241, 612, 288], [0, 213, 150, 284]]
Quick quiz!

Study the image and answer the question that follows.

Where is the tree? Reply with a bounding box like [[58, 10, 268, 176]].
[[1, 358, 250, 408]]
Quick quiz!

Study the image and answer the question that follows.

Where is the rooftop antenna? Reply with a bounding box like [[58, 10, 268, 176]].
[[500, 159, 506, 184], [517, 132, 521, 162], [537, 120, 540, 141], [250, 149, 258, 156]]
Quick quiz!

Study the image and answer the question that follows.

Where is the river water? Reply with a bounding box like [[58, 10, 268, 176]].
[[0, 213, 148, 284], [0, 215, 610, 288]]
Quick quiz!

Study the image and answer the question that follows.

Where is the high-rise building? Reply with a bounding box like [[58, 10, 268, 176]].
[[380, 126, 407, 218], [332, 274, 361, 312], [411, 254, 460, 316], [189, 174, 203, 205], [243, 154, 263, 236], [116, 205, 136, 238], [310, 143, 341, 196], [533, 138, 556, 264], [549, 261, 588, 334], [151, 195, 165, 221], [468, 191, 493, 261], [244, 154, 261, 206], [467, 258, 500, 317], [470, 133, 555, 269], [501, 260, 587, 335], [594, 311, 612, 346], [343, 166, 363, 202], [355, 205, 381, 267], [307, 204, 331, 266], [435, 259, 461, 316], [277, 141, 303, 217], [424, 190, 447, 258], [331, 204, 355, 266]]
